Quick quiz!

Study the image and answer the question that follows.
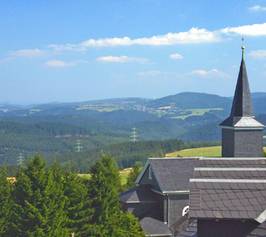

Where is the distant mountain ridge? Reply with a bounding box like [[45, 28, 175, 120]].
[[148, 92, 230, 109], [0, 92, 265, 166], [0, 92, 265, 118]]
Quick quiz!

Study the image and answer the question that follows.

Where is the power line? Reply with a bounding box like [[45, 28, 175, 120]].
[[130, 127, 139, 143], [17, 152, 24, 167], [75, 139, 83, 153]]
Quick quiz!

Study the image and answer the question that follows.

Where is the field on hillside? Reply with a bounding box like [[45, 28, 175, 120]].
[[166, 146, 266, 157], [78, 168, 132, 186], [166, 146, 221, 157]]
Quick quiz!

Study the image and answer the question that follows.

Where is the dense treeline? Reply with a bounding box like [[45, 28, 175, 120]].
[[47, 140, 218, 172], [0, 155, 144, 237]]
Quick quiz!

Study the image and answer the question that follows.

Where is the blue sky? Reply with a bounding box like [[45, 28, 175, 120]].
[[1, 0, 266, 104]]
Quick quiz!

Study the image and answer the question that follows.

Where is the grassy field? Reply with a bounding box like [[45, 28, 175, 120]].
[[166, 146, 221, 157], [172, 108, 223, 120], [166, 146, 266, 158], [78, 167, 132, 186]]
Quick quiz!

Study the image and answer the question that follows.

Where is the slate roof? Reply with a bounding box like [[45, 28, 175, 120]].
[[137, 158, 199, 193], [120, 185, 157, 203], [190, 181, 266, 221], [139, 207, 172, 236], [193, 169, 266, 179], [140, 217, 172, 236], [198, 158, 266, 168], [220, 47, 264, 128], [189, 158, 266, 222], [221, 116, 264, 128]]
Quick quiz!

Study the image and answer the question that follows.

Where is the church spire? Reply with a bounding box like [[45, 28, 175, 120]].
[[220, 43, 264, 157], [229, 43, 253, 118]]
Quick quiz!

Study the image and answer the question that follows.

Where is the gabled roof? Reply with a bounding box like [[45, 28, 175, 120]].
[[189, 158, 266, 223], [136, 157, 199, 193], [120, 185, 157, 203]]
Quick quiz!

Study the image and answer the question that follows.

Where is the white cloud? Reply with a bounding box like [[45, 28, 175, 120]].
[[96, 56, 148, 63], [9, 48, 45, 58], [47, 23, 266, 52], [45, 60, 76, 68], [169, 53, 183, 60], [249, 50, 266, 59], [221, 23, 266, 36], [49, 27, 221, 51], [249, 5, 266, 12], [191, 69, 228, 78]]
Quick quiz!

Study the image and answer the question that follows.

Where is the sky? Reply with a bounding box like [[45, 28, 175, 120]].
[[1, 0, 266, 104]]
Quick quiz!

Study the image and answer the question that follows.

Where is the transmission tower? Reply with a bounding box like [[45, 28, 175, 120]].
[[17, 152, 24, 167], [130, 127, 139, 143], [75, 139, 83, 153]]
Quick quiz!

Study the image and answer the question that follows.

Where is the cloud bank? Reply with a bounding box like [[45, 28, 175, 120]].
[[47, 23, 266, 52], [96, 56, 148, 63]]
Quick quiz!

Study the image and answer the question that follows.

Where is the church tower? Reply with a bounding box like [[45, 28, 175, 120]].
[[220, 45, 264, 157]]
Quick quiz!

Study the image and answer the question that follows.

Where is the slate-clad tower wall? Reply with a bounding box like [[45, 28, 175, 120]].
[[220, 46, 264, 157]]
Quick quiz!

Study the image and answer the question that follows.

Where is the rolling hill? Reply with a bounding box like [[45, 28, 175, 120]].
[[0, 92, 265, 166]]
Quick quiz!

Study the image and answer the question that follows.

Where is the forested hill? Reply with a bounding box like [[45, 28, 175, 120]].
[[0, 92, 265, 167]]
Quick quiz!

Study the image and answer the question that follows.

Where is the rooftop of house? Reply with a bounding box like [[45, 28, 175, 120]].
[[120, 185, 156, 203], [136, 157, 199, 193], [189, 158, 266, 222]]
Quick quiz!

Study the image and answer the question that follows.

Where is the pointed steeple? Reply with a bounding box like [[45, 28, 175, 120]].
[[220, 44, 264, 157], [229, 45, 253, 117], [220, 44, 264, 127]]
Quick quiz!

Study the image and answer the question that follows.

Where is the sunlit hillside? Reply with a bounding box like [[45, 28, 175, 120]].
[[166, 146, 266, 158]]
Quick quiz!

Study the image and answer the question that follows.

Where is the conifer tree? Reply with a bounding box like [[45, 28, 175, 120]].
[[64, 172, 93, 237], [0, 168, 13, 236], [12, 156, 69, 237], [88, 155, 144, 237], [89, 154, 121, 224]]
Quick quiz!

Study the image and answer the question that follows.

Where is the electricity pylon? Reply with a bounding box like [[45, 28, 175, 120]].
[[130, 127, 139, 143], [75, 139, 83, 153], [17, 152, 24, 167]]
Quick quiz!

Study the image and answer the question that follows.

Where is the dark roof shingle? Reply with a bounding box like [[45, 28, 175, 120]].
[[149, 158, 199, 192]]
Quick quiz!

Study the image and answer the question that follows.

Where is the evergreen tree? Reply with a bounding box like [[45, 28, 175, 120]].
[[88, 155, 144, 237], [12, 156, 69, 237], [89, 154, 121, 224], [0, 168, 13, 236], [64, 172, 93, 237], [108, 211, 145, 237]]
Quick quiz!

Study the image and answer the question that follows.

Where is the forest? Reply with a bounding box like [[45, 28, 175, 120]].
[[0, 155, 144, 237]]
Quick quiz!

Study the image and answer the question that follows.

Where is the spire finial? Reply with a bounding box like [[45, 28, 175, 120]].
[[241, 37, 245, 60]]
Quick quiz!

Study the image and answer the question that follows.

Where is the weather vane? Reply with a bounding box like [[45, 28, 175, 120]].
[[241, 36, 245, 59]]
